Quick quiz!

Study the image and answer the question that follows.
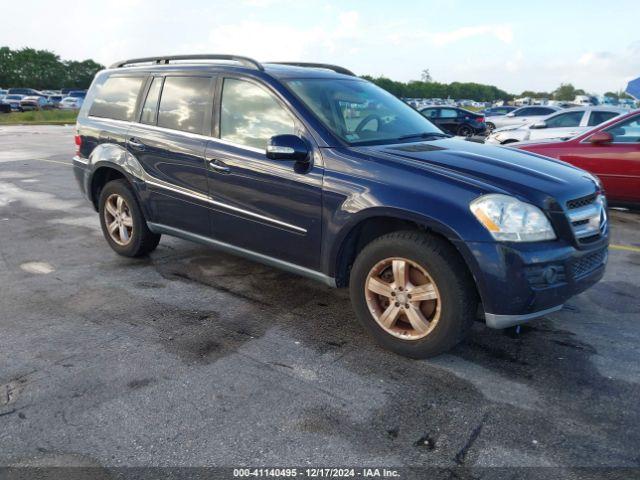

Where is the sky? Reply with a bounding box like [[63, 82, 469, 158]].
[[3, 0, 639, 95]]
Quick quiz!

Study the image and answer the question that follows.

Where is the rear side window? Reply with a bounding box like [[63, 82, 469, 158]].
[[588, 111, 619, 127], [140, 77, 163, 125], [157, 76, 211, 134], [89, 76, 144, 121], [440, 108, 458, 118]]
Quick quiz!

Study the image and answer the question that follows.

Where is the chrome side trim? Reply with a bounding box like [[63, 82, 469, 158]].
[[145, 175, 306, 234], [87, 142, 306, 234], [147, 222, 335, 287], [484, 304, 563, 329]]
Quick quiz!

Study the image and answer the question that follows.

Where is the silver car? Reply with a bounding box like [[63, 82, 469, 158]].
[[486, 107, 626, 145], [486, 105, 562, 131]]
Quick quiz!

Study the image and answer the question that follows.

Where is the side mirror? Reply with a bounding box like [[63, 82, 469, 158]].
[[266, 134, 310, 162], [530, 121, 547, 129], [506, 112, 515, 117], [588, 132, 613, 145]]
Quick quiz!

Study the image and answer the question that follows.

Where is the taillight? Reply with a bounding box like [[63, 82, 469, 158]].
[[74, 135, 82, 157], [476, 116, 485, 123]]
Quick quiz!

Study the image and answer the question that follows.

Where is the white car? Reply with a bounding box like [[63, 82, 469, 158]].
[[486, 107, 626, 145], [485, 105, 561, 131], [59, 96, 83, 110]]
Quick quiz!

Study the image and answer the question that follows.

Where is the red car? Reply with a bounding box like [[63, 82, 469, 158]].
[[515, 109, 640, 207]]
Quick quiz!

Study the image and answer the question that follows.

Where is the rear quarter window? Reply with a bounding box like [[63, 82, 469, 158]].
[[89, 76, 145, 121]]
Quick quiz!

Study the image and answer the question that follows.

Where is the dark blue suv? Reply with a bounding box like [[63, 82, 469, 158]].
[[73, 55, 608, 358]]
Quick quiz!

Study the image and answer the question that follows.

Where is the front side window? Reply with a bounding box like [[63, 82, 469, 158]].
[[140, 77, 163, 125], [89, 76, 145, 121], [588, 111, 619, 127], [421, 108, 439, 119], [157, 76, 211, 134], [286, 78, 442, 145], [544, 111, 583, 128], [605, 115, 640, 143], [220, 78, 296, 150]]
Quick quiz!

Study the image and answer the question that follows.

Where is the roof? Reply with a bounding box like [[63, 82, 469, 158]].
[[106, 55, 358, 80]]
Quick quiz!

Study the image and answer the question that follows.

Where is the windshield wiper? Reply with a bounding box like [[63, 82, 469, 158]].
[[397, 132, 451, 141]]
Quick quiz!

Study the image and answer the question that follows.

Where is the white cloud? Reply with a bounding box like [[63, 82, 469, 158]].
[[207, 10, 362, 61], [385, 23, 514, 48], [430, 24, 513, 46]]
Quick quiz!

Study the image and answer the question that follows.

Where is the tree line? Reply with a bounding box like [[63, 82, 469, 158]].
[[1, 48, 631, 103], [0, 47, 104, 90], [361, 75, 512, 102]]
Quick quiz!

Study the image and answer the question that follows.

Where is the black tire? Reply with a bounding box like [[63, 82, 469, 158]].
[[98, 179, 160, 257], [457, 125, 474, 137], [349, 231, 477, 358], [486, 122, 495, 132]]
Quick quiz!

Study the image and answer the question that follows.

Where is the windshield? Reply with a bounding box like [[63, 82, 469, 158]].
[[285, 78, 443, 146]]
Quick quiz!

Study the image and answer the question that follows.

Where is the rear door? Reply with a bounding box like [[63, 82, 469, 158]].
[[126, 74, 215, 236], [204, 76, 323, 270]]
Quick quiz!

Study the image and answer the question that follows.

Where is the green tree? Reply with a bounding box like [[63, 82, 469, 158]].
[[362, 75, 513, 102], [421, 69, 433, 82], [0, 46, 104, 89], [553, 83, 586, 101]]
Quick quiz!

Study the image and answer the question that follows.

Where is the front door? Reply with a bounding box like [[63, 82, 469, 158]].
[[205, 77, 323, 270]]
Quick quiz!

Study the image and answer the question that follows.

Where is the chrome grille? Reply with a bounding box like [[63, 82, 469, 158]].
[[567, 193, 598, 210], [566, 194, 607, 243]]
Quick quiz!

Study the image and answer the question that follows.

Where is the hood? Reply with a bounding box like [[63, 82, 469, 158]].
[[355, 137, 598, 208]]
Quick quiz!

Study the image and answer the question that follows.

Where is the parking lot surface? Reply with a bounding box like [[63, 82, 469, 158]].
[[1, 126, 639, 472]]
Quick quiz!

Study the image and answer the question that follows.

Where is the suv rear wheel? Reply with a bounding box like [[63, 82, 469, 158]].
[[98, 179, 161, 257], [349, 231, 476, 358]]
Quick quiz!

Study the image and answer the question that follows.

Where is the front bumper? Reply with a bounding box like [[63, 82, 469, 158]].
[[455, 237, 608, 328]]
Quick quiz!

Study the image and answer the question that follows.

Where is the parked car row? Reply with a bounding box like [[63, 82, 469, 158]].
[[0, 88, 86, 112], [486, 107, 626, 145]]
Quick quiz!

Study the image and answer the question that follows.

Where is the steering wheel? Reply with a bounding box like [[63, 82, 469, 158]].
[[355, 114, 382, 133]]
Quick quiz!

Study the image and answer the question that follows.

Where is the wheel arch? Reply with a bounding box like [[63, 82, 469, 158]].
[[330, 208, 475, 286], [88, 164, 130, 210]]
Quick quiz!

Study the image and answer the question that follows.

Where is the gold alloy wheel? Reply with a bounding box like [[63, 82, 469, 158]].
[[364, 257, 441, 340], [104, 193, 134, 246]]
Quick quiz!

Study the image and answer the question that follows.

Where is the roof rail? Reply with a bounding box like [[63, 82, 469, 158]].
[[110, 54, 264, 71], [267, 62, 355, 76]]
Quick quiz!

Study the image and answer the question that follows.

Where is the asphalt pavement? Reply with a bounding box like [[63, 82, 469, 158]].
[[0, 125, 639, 475]]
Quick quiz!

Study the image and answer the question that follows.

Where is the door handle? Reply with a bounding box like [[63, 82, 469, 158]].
[[209, 159, 230, 173], [128, 138, 146, 150]]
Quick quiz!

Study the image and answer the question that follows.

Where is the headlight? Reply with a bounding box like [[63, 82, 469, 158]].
[[470, 194, 556, 242]]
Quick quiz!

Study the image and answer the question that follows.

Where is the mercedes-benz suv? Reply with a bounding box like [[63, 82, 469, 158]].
[[72, 55, 608, 358]]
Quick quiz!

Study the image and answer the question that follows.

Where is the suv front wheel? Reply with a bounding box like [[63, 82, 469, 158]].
[[98, 179, 161, 257], [349, 231, 477, 358]]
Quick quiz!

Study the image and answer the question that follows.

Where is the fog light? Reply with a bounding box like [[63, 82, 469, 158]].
[[542, 266, 558, 285]]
